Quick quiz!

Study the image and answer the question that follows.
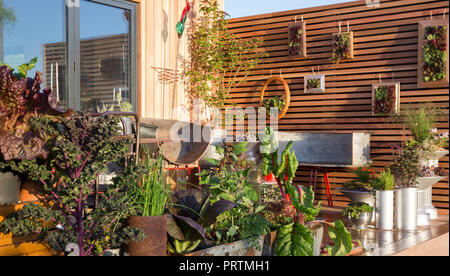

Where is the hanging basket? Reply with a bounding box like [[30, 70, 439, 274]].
[[259, 76, 291, 120]]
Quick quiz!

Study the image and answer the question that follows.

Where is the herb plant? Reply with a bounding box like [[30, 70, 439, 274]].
[[343, 202, 374, 219], [423, 25, 448, 83], [127, 150, 169, 217], [186, 0, 267, 109], [343, 168, 374, 191], [372, 85, 397, 116], [390, 142, 421, 188], [331, 32, 352, 64], [372, 169, 395, 191]]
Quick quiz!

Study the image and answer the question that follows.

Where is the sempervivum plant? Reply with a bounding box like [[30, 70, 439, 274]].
[[288, 24, 305, 57], [306, 78, 321, 89], [423, 25, 448, 83], [0, 58, 69, 161], [331, 32, 352, 64], [372, 85, 396, 116]]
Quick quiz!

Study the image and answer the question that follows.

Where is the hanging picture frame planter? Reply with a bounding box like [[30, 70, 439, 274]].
[[371, 82, 400, 116], [304, 74, 326, 93], [288, 21, 307, 58], [417, 19, 449, 88], [331, 22, 354, 64], [259, 76, 291, 120]]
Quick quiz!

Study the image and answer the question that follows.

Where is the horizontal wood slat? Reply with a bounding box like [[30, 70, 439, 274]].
[[226, 0, 449, 210]]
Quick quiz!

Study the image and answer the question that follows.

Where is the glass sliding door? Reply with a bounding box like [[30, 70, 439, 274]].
[[79, 0, 134, 112], [1, 0, 69, 110], [1, 0, 136, 112]]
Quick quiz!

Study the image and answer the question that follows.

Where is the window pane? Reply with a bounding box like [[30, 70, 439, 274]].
[[79, 0, 132, 113], [1, 0, 68, 110]]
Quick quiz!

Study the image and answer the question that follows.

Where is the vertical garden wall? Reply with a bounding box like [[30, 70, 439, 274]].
[[225, 0, 449, 213]]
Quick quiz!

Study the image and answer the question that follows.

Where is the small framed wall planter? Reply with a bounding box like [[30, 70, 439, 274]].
[[331, 31, 354, 64], [288, 21, 307, 58], [418, 19, 449, 88], [371, 82, 400, 116], [304, 75, 326, 93]]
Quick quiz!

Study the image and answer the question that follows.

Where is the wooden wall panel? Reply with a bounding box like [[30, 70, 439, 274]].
[[136, 0, 224, 121], [226, 0, 449, 212]]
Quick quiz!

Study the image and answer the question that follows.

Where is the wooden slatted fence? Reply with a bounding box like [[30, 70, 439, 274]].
[[226, 0, 449, 212]]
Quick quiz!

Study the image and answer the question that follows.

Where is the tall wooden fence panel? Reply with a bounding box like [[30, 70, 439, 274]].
[[226, 0, 449, 213]]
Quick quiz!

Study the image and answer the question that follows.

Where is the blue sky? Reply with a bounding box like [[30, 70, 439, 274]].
[[225, 0, 350, 18]]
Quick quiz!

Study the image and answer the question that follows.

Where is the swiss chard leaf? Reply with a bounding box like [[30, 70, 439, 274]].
[[328, 220, 353, 256], [276, 222, 314, 256]]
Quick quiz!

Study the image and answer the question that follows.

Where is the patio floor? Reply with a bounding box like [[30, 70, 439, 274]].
[[319, 207, 449, 256]]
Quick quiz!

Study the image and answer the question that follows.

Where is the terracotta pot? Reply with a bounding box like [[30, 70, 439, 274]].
[[19, 181, 43, 203], [127, 215, 167, 256]]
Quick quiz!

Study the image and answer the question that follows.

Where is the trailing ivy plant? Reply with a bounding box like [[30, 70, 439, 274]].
[[423, 25, 447, 83], [331, 32, 352, 64], [0, 113, 146, 256], [372, 85, 397, 116], [186, 0, 267, 109]]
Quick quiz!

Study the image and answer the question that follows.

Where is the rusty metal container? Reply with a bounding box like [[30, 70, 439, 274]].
[[127, 215, 167, 256], [184, 235, 265, 256]]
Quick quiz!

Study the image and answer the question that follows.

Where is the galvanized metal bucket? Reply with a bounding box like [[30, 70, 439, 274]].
[[375, 190, 394, 230], [395, 188, 418, 231]]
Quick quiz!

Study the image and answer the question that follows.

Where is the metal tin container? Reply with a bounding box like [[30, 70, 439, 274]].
[[375, 190, 394, 230], [127, 215, 168, 256], [0, 172, 20, 204], [349, 212, 373, 230], [395, 188, 418, 231]]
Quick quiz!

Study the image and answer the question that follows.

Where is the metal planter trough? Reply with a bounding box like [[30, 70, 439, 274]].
[[276, 131, 371, 167], [184, 236, 265, 256]]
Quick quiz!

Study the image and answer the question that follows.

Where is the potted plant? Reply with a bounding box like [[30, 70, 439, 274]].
[[342, 201, 374, 230], [172, 142, 271, 256], [126, 150, 170, 256], [390, 142, 420, 231], [0, 113, 145, 256], [304, 74, 325, 93], [336, 168, 375, 217], [418, 20, 449, 88], [399, 106, 449, 219], [372, 169, 395, 230], [263, 96, 286, 117], [0, 59, 69, 204], [288, 21, 307, 58], [330, 31, 354, 64], [372, 82, 400, 116]]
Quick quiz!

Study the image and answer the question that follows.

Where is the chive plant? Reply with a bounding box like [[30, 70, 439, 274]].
[[130, 149, 169, 217]]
